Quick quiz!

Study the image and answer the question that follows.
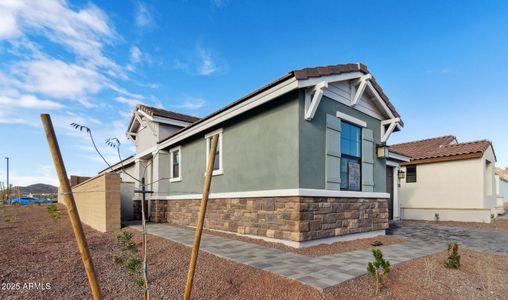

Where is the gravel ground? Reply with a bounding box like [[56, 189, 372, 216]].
[[408, 219, 508, 232], [324, 248, 508, 299], [196, 225, 405, 256], [1, 205, 507, 300]]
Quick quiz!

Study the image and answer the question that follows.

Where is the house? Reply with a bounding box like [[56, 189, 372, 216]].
[[390, 136, 498, 223], [106, 63, 407, 247], [495, 167, 508, 210]]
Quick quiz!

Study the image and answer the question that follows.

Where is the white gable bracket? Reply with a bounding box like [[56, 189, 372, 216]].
[[304, 81, 328, 121], [350, 74, 372, 106], [381, 118, 400, 143]]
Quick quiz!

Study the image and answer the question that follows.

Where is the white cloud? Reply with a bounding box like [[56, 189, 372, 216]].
[[135, 2, 154, 28], [197, 48, 217, 75], [13, 58, 103, 99], [115, 96, 143, 109], [0, 111, 33, 125], [130, 46, 142, 63], [0, 95, 62, 110], [174, 98, 205, 110], [211, 0, 228, 7], [0, 1, 122, 75]]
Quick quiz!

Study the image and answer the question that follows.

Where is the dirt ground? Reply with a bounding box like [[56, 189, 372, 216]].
[[409, 218, 508, 232], [1, 205, 508, 300]]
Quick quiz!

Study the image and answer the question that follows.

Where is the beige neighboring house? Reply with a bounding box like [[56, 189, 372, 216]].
[[390, 135, 497, 223], [496, 167, 508, 209]]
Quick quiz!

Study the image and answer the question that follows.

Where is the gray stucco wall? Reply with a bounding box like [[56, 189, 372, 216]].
[[164, 91, 300, 195], [157, 88, 387, 195], [298, 91, 386, 192]]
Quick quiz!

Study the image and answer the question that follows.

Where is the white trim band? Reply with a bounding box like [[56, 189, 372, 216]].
[[148, 188, 390, 200], [336, 111, 367, 127]]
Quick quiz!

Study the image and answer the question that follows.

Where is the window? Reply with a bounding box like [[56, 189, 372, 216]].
[[169, 147, 181, 182], [340, 122, 361, 191], [205, 129, 223, 176], [406, 165, 417, 183]]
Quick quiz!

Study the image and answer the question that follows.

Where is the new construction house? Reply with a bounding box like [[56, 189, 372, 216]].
[[390, 136, 498, 223], [103, 63, 408, 247]]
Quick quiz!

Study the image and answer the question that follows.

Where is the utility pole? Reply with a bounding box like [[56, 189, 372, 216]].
[[5, 157, 9, 193]]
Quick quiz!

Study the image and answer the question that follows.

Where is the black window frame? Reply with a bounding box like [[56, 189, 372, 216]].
[[340, 121, 362, 191], [406, 165, 417, 183]]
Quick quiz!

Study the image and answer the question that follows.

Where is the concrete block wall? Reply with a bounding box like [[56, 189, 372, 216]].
[[68, 173, 121, 232]]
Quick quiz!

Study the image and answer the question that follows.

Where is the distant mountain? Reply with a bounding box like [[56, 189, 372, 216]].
[[17, 184, 58, 195]]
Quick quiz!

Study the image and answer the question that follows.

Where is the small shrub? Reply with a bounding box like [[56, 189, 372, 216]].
[[3, 215, 16, 223], [47, 204, 61, 222], [134, 277, 145, 288], [114, 255, 124, 265], [491, 214, 496, 222], [444, 243, 460, 269], [367, 248, 391, 295], [116, 231, 136, 252], [124, 256, 141, 273]]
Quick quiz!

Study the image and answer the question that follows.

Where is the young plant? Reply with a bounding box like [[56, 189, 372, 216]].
[[47, 204, 61, 222], [116, 231, 136, 252], [444, 243, 460, 269], [367, 248, 391, 295]]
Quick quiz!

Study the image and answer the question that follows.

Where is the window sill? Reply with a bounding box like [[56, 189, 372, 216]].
[[169, 178, 182, 183], [204, 170, 224, 176]]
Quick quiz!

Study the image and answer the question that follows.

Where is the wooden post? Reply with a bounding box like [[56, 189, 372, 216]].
[[40, 114, 102, 300], [183, 134, 218, 300]]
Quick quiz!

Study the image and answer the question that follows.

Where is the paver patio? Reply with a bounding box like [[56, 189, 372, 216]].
[[128, 221, 508, 290]]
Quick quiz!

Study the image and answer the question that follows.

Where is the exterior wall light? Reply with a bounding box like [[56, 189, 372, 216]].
[[397, 170, 406, 179], [376, 145, 390, 158]]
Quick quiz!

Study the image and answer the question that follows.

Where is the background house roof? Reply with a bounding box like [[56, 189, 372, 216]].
[[137, 104, 200, 123], [496, 167, 508, 182], [390, 135, 494, 165]]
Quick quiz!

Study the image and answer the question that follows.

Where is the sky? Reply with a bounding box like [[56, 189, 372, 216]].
[[0, 0, 507, 187]]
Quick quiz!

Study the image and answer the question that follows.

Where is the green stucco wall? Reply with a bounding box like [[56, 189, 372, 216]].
[[298, 91, 387, 192], [165, 91, 300, 195], [161, 88, 387, 195]]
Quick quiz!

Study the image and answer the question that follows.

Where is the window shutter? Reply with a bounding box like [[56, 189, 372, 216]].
[[325, 114, 341, 190], [362, 128, 374, 192]]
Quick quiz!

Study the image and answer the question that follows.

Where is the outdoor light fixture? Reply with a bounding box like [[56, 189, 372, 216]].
[[398, 170, 406, 179], [376, 145, 389, 158]]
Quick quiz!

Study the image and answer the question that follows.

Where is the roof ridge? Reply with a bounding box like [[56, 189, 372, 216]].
[[390, 135, 456, 147], [442, 139, 491, 148], [137, 104, 199, 120]]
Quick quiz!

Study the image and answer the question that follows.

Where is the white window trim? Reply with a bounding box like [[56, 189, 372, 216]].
[[205, 128, 223, 176], [169, 146, 182, 182], [336, 111, 367, 128]]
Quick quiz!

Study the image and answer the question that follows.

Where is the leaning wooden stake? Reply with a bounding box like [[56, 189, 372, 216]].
[[183, 134, 218, 300], [41, 114, 103, 300]]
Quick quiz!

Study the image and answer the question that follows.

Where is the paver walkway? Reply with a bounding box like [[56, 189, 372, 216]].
[[129, 221, 508, 290], [129, 223, 444, 290], [389, 221, 508, 256]]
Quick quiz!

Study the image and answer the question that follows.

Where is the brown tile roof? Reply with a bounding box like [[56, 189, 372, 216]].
[[138, 104, 200, 123], [496, 167, 508, 181], [158, 63, 401, 145], [390, 136, 493, 165]]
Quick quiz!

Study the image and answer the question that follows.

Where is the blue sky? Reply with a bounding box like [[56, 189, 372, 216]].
[[0, 0, 507, 186]]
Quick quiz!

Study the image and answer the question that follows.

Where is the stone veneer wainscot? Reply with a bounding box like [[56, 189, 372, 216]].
[[136, 196, 388, 242]]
